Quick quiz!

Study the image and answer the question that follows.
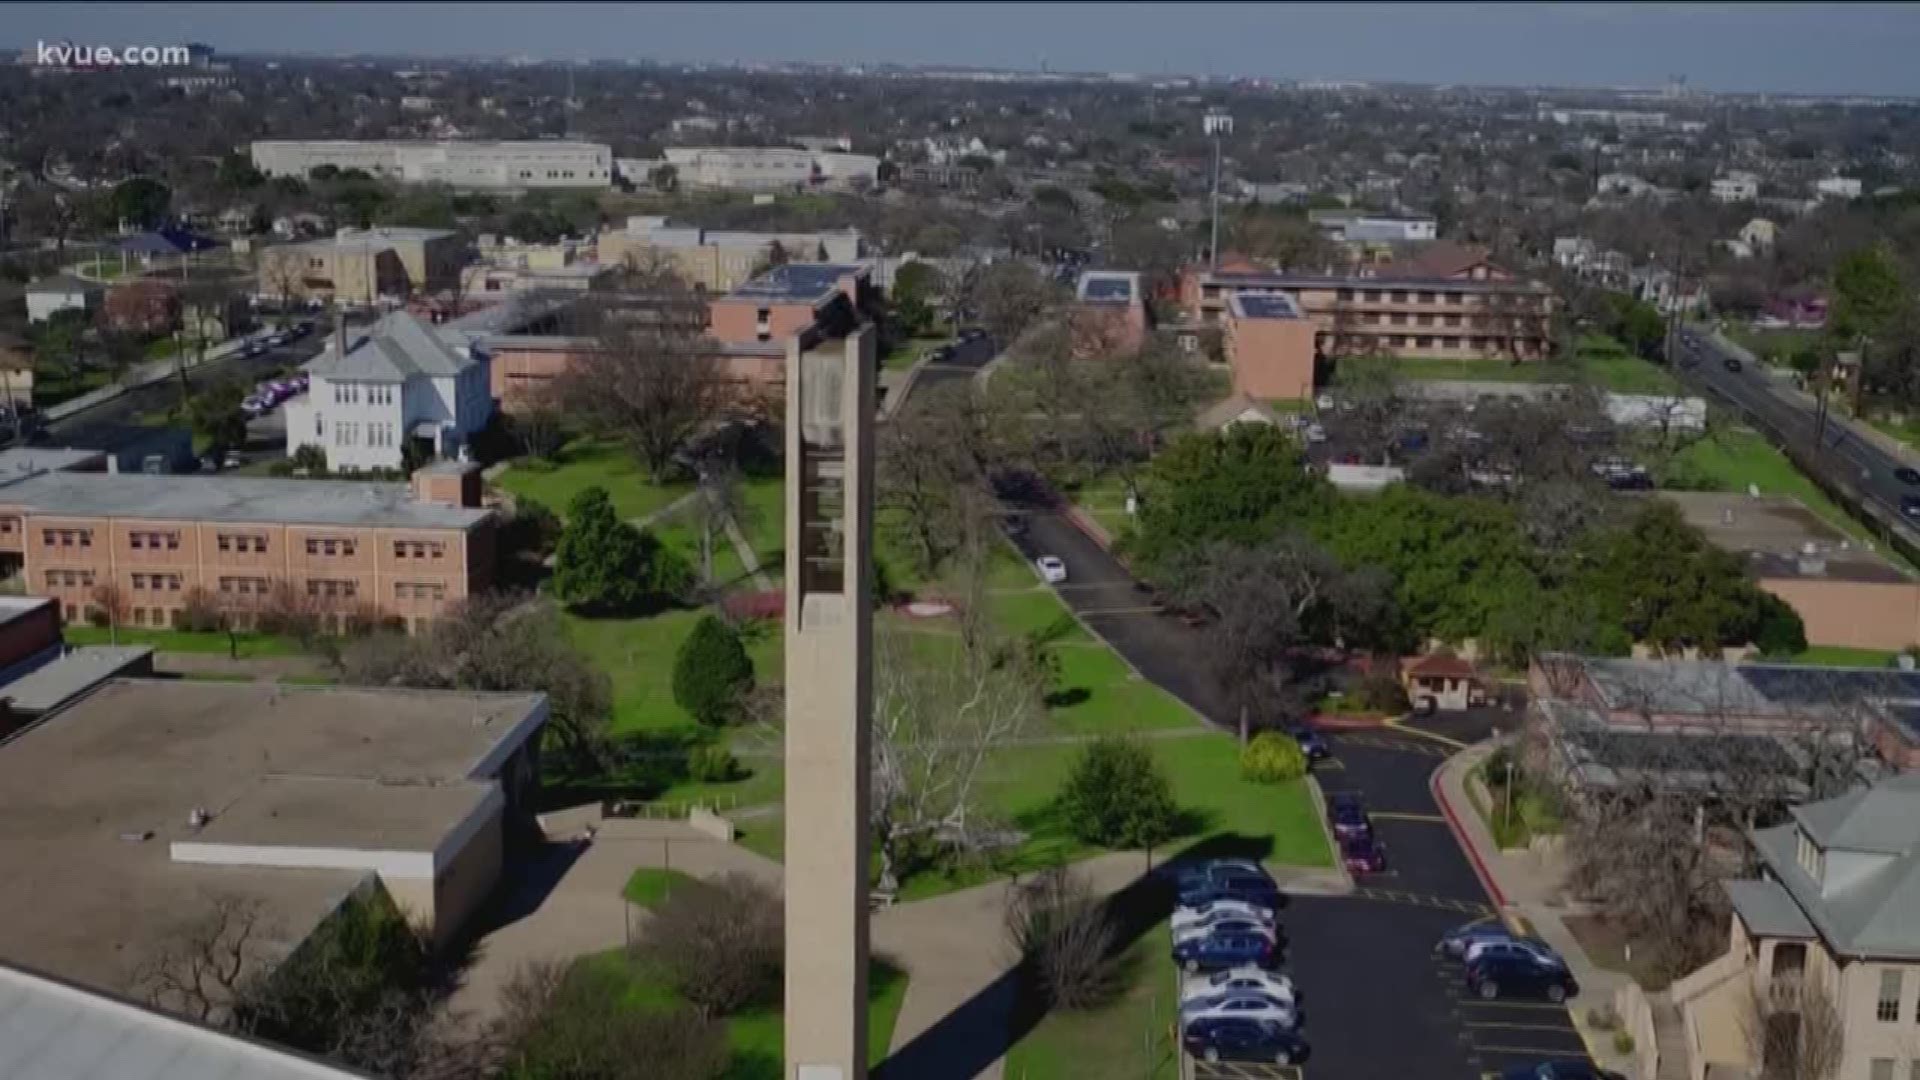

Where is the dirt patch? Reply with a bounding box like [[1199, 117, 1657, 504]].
[[1564, 911, 1672, 990]]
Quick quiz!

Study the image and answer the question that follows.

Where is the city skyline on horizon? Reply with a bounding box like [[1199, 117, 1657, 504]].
[[7, 2, 1920, 99]]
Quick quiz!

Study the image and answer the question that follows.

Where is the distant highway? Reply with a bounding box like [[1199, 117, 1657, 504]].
[[1676, 326, 1919, 532]]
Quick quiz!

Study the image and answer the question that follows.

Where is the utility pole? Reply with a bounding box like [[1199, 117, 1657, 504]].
[[1204, 108, 1232, 270]]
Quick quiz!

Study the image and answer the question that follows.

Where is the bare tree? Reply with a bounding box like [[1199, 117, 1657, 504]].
[[877, 380, 1005, 577], [88, 579, 130, 645], [685, 461, 752, 591], [643, 872, 783, 1020], [973, 260, 1065, 347], [1741, 974, 1845, 1080], [1005, 864, 1123, 1011], [559, 267, 726, 481], [511, 395, 568, 462], [134, 894, 269, 1025], [337, 593, 613, 777], [871, 619, 1049, 891]]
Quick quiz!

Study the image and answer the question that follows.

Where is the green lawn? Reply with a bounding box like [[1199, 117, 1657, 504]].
[[1066, 473, 1136, 541], [1380, 337, 1679, 395], [494, 439, 693, 522], [562, 609, 782, 734], [64, 624, 307, 658], [1003, 921, 1178, 1080], [648, 475, 785, 587], [1784, 645, 1904, 669], [882, 334, 956, 372], [574, 949, 906, 1079], [33, 364, 114, 409], [622, 867, 697, 909]]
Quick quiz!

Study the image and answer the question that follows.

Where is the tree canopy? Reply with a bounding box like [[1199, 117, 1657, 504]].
[[1124, 424, 1330, 577]]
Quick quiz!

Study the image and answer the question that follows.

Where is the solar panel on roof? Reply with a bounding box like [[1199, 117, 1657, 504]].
[[1082, 277, 1133, 301], [1741, 664, 1920, 705]]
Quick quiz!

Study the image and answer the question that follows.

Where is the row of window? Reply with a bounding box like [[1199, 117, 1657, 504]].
[[44, 569, 95, 589], [1332, 334, 1542, 352], [307, 537, 357, 557], [129, 531, 182, 550], [43, 529, 92, 549], [217, 533, 269, 554], [37, 531, 442, 558], [394, 581, 447, 601], [99, 605, 437, 633], [1354, 312, 1536, 329], [131, 573, 183, 592], [1867, 1059, 1920, 1080], [332, 383, 396, 406], [308, 579, 358, 599]]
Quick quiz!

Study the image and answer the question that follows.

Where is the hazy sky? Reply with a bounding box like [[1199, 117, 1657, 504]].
[[12, 2, 1920, 97]]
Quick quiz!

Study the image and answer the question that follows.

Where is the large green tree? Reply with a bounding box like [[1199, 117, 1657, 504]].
[[185, 381, 249, 454], [1124, 424, 1331, 577], [671, 615, 754, 726], [551, 486, 675, 612], [109, 177, 171, 230], [1576, 501, 1778, 655], [890, 260, 942, 338], [1830, 245, 1910, 344]]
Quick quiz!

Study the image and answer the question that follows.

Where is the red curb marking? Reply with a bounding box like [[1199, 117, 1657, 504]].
[[1430, 759, 1508, 909]]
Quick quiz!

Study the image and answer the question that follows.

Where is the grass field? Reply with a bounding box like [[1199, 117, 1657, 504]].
[[64, 624, 306, 657], [494, 439, 693, 522], [1785, 645, 1904, 668], [563, 609, 783, 734], [33, 364, 114, 409], [1379, 337, 1680, 395], [622, 867, 697, 909], [1065, 473, 1136, 541], [882, 333, 955, 372], [1003, 921, 1179, 1080], [573, 949, 907, 1079]]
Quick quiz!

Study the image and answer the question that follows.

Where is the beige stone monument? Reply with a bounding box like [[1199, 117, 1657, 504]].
[[783, 324, 876, 1080]]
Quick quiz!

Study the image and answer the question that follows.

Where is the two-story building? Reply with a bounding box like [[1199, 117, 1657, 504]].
[[286, 310, 493, 472], [1676, 773, 1920, 1080], [256, 227, 464, 307], [0, 461, 494, 634]]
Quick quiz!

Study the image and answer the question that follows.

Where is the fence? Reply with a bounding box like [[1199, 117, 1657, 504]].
[[1614, 982, 1661, 1080]]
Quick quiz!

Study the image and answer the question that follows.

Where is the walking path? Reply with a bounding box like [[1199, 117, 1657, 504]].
[[153, 651, 328, 681], [43, 327, 272, 423], [1433, 741, 1648, 1079]]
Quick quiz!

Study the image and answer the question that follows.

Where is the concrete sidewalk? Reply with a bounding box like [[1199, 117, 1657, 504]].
[[44, 326, 273, 423], [1433, 741, 1643, 1077]]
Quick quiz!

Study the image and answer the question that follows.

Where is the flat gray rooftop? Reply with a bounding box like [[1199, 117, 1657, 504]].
[[728, 262, 865, 303], [0, 471, 490, 530], [0, 679, 543, 996], [0, 645, 151, 714], [0, 447, 106, 478], [1659, 491, 1910, 584]]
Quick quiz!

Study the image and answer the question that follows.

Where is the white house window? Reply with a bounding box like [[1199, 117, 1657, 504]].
[[1879, 970, 1903, 1022]]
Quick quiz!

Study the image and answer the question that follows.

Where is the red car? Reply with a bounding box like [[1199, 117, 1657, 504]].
[[1341, 835, 1386, 875]]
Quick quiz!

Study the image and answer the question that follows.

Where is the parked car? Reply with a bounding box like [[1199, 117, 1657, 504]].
[[1902, 495, 1920, 520], [1896, 467, 1920, 486], [1465, 937, 1565, 969], [1175, 859, 1282, 910], [268, 332, 290, 347], [1325, 794, 1372, 841], [1172, 899, 1277, 935], [241, 397, 267, 417], [1035, 555, 1068, 584], [1181, 1016, 1308, 1067], [1173, 918, 1277, 946], [1722, 356, 1743, 373], [1286, 724, 1329, 761], [244, 340, 268, 357], [1181, 990, 1300, 1031], [1172, 929, 1277, 973], [1180, 965, 1298, 1010], [1465, 953, 1580, 1003], [197, 454, 221, 473], [222, 449, 245, 470], [959, 327, 988, 342], [1499, 1061, 1625, 1080], [1340, 834, 1386, 874]]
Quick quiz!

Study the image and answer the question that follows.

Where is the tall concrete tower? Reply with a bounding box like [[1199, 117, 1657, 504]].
[[783, 324, 876, 1080]]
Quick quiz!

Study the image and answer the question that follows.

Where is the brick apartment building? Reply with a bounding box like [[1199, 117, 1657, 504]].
[[0, 461, 494, 633], [486, 262, 875, 413], [1179, 245, 1555, 399], [1071, 270, 1150, 358], [256, 227, 464, 306]]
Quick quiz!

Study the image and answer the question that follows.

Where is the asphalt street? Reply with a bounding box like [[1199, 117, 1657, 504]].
[[1000, 495, 1592, 1080], [1682, 327, 1916, 527]]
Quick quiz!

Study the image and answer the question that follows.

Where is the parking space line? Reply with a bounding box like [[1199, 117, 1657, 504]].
[[1383, 717, 1471, 749], [1464, 1020, 1582, 1034], [1457, 999, 1574, 1012], [1311, 758, 1346, 772], [1472, 1044, 1594, 1058], [1369, 811, 1448, 823]]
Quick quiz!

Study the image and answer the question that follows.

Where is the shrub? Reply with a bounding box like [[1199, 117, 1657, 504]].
[[500, 959, 727, 1080], [687, 745, 742, 783], [645, 872, 782, 1019], [178, 587, 225, 632], [1056, 736, 1179, 849], [291, 444, 327, 474], [1240, 731, 1307, 783], [1612, 1029, 1636, 1055], [672, 615, 754, 726], [1004, 865, 1123, 1011], [1351, 669, 1411, 714]]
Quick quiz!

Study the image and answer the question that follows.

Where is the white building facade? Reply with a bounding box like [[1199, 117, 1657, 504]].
[[285, 311, 493, 472], [250, 141, 613, 190]]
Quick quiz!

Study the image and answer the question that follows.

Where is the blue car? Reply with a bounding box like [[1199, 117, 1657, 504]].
[[1467, 953, 1580, 1003], [1173, 929, 1277, 973], [1286, 725, 1330, 761], [1183, 1016, 1308, 1066], [1175, 859, 1281, 910], [1326, 794, 1372, 841]]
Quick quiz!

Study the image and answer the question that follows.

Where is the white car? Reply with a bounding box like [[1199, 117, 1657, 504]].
[[1173, 917, 1277, 945], [1036, 555, 1067, 584], [1181, 965, 1297, 1010], [1180, 990, 1300, 1031], [1464, 937, 1565, 968], [1172, 899, 1277, 935]]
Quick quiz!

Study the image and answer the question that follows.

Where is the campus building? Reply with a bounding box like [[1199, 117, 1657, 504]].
[[0, 678, 547, 1003], [285, 310, 495, 472], [486, 262, 876, 414], [0, 462, 495, 634], [655, 146, 881, 191], [250, 140, 613, 190], [1675, 772, 1920, 1080], [596, 216, 866, 293], [255, 227, 466, 306], [1071, 270, 1150, 358], [1177, 248, 1555, 398]]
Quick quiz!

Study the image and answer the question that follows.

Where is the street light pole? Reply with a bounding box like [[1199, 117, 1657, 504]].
[[1204, 108, 1232, 270]]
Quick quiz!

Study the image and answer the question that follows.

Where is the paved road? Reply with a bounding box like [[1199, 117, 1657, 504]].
[[1680, 327, 1917, 527], [891, 333, 1000, 408], [999, 492, 1588, 1079]]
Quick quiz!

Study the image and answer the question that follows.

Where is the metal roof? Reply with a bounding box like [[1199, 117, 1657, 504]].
[[0, 961, 367, 1079], [0, 471, 490, 530], [1724, 879, 1816, 940], [307, 310, 477, 383], [727, 263, 865, 304], [1227, 292, 1304, 320]]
